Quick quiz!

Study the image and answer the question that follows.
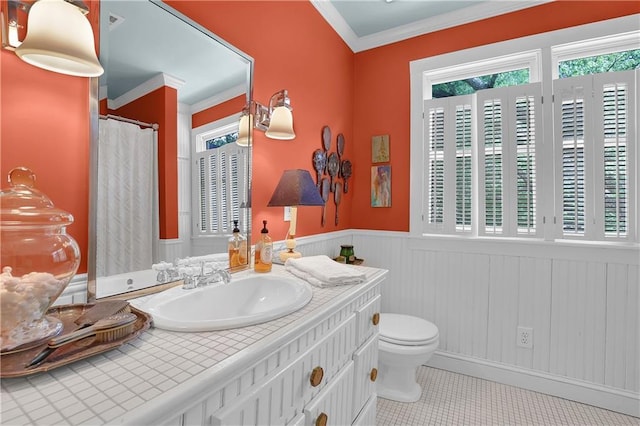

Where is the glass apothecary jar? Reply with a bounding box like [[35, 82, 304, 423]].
[[0, 167, 80, 352]]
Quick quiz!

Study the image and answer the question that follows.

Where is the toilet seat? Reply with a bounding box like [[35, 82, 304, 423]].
[[379, 313, 439, 346]]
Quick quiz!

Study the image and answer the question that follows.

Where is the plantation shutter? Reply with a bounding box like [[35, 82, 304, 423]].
[[195, 143, 247, 236], [554, 77, 589, 238], [477, 83, 541, 237], [455, 103, 473, 232], [423, 95, 474, 234], [553, 70, 636, 241]]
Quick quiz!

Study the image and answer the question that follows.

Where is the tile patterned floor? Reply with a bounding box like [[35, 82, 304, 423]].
[[377, 367, 640, 425]]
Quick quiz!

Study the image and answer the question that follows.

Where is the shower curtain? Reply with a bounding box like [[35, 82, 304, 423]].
[[97, 118, 156, 277]]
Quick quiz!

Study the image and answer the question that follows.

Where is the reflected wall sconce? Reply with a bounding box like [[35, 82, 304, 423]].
[[1, 0, 103, 77], [237, 89, 295, 145], [268, 169, 325, 261]]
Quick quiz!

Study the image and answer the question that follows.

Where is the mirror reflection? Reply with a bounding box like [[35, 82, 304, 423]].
[[89, 0, 253, 300]]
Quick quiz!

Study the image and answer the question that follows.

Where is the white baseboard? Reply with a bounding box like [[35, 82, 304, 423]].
[[427, 351, 640, 418]]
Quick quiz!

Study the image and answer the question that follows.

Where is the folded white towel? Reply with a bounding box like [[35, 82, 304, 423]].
[[285, 255, 366, 288]]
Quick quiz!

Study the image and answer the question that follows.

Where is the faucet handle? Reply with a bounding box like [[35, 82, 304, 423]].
[[218, 269, 232, 284]]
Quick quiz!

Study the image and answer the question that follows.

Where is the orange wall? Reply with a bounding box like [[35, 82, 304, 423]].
[[192, 94, 246, 129], [350, 1, 640, 231], [1, 0, 638, 270], [0, 0, 97, 274], [168, 1, 355, 243]]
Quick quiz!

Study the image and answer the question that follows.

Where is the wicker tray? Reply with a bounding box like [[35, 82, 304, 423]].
[[0, 303, 151, 378]]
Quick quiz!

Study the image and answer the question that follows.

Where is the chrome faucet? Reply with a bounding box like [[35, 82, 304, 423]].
[[181, 262, 231, 290]]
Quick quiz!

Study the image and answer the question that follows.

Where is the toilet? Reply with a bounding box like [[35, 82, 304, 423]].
[[377, 313, 439, 402]]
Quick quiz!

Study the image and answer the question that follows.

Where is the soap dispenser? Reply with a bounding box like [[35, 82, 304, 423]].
[[254, 220, 273, 273], [228, 220, 247, 268]]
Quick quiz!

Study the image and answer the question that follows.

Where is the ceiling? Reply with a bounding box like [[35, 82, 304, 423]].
[[315, 0, 551, 52], [99, 1, 250, 109], [99, 0, 551, 109]]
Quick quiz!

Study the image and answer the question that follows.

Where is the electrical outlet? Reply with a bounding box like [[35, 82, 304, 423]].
[[283, 206, 291, 222], [517, 326, 533, 349]]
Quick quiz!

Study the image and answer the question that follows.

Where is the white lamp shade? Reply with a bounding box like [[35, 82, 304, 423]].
[[15, 0, 104, 77], [236, 113, 253, 146], [265, 106, 295, 140]]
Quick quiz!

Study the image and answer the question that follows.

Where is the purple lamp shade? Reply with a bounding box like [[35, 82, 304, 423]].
[[267, 170, 325, 207]]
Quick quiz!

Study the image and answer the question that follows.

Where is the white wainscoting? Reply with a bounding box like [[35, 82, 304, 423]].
[[62, 230, 638, 416], [348, 231, 639, 417]]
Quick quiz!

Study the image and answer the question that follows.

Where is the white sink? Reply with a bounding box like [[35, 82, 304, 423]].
[[132, 272, 313, 332]]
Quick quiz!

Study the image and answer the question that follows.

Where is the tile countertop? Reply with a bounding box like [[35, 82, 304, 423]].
[[1, 265, 387, 426]]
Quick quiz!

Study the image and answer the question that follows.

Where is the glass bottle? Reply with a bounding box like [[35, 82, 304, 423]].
[[340, 245, 355, 264], [254, 220, 273, 273], [228, 220, 247, 269]]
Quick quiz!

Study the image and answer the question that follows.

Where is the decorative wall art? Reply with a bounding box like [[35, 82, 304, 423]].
[[371, 165, 391, 207], [372, 134, 390, 163], [312, 126, 352, 226]]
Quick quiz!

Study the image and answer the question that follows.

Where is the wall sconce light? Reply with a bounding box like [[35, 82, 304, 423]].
[[268, 169, 325, 261], [237, 89, 295, 144], [2, 0, 103, 77], [236, 103, 254, 147]]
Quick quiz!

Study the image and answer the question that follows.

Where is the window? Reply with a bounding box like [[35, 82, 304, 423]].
[[554, 71, 636, 241], [192, 118, 249, 237], [412, 22, 638, 243], [477, 84, 541, 237], [432, 68, 530, 98]]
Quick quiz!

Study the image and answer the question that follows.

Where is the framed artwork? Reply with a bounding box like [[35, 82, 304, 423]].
[[371, 165, 391, 207], [372, 134, 390, 163]]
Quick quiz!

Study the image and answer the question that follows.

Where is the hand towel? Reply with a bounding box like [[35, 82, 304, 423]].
[[285, 255, 366, 288]]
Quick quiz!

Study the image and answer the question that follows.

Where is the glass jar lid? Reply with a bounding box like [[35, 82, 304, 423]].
[[0, 167, 74, 226]]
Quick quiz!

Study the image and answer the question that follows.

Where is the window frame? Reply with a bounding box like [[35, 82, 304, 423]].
[[409, 15, 639, 245], [191, 114, 249, 238]]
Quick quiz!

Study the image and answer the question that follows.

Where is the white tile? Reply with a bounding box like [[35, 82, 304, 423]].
[[376, 367, 640, 425]]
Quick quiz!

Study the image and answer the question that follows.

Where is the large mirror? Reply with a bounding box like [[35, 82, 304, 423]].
[[88, 0, 253, 300]]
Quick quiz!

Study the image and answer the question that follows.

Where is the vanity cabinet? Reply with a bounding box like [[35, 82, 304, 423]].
[[175, 277, 382, 426], [0, 266, 386, 426]]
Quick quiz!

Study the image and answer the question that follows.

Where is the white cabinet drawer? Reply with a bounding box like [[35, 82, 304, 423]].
[[211, 314, 357, 425], [303, 361, 354, 426], [288, 413, 306, 426], [351, 394, 377, 426], [355, 295, 381, 347], [351, 335, 378, 422]]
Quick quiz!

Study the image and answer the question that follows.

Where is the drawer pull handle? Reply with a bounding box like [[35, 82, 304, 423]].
[[372, 312, 380, 326], [370, 367, 378, 382], [316, 412, 328, 426], [310, 366, 324, 387]]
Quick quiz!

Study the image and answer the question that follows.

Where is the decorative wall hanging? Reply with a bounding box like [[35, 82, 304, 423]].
[[372, 134, 390, 163], [322, 125, 331, 151], [312, 149, 326, 188], [320, 177, 330, 227], [371, 165, 391, 207], [327, 152, 340, 192], [312, 126, 353, 225], [337, 133, 345, 161], [334, 182, 342, 225], [341, 160, 352, 193]]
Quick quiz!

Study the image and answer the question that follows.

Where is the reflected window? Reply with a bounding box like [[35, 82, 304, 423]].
[[193, 119, 249, 236]]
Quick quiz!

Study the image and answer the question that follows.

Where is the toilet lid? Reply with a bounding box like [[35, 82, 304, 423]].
[[379, 313, 439, 346]]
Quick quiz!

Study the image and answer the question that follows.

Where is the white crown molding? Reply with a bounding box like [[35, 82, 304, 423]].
[[107, 73, 185, 110], [189, 84, 247, 115], [311, 0, 554, 53], [310, 0, 360, 50]]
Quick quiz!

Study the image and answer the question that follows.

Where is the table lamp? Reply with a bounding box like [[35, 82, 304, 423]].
[[268, 169, 325, 261]]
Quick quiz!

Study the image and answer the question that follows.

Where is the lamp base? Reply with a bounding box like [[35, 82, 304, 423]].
[[279, 249, 301, 262]]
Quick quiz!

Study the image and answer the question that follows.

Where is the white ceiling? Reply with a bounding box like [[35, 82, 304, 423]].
[[314, 0, 552, 52]]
